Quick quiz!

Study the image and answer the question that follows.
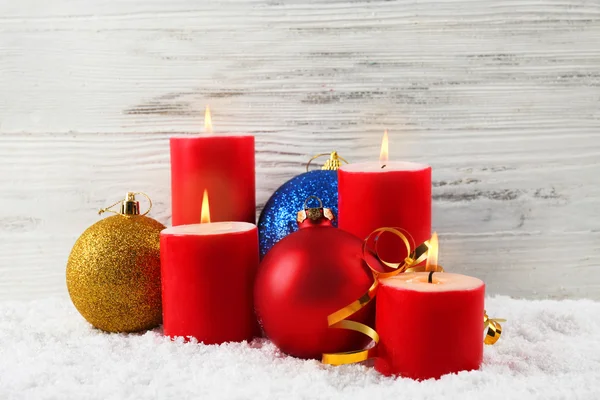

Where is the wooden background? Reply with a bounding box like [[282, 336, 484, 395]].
[[1, 0, 599, 301]]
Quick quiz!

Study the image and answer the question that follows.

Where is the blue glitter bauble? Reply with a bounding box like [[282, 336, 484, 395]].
[[258, 170, 338, 259]]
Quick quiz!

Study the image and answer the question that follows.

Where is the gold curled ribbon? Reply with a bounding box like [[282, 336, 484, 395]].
[[322, 229, 504, 366], [484, 311, 506, 345], [321, 320, 380, 365], [322, 228, 424, 365]]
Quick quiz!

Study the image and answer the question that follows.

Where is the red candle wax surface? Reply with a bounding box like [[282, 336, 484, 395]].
[[375, 272, 485, 380], [338, 162, 431, 262], [160, 222, 259, 343], [170, 135, 255, 226]]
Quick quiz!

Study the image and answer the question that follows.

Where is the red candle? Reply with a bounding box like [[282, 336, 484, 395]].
[[338, 132, 431, 262], [375, 271, 485, 380], [170, 107, 255, 226], [160, 192, 259, 343]]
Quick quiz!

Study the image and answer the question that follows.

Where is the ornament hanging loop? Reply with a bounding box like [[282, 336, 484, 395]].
[[98, 192, 153, 217], [131, 192, 153, 216], [98, 200, 122, 216], [306, 151, 349, 172], [303, 195, 323, 210]]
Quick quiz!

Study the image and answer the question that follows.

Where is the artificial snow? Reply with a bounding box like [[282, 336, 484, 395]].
[[1, 296, 599, 399]]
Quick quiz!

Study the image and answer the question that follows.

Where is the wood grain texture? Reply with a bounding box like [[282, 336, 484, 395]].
[[1, 0, 599, 300]]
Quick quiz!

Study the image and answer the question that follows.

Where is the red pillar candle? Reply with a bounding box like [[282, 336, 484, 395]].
[[375, 272, 485, 380], [338, 131, 431, 262], [170, 109, 255, 225], [338, 162, 431, 262], [160, 221, 259, 343]]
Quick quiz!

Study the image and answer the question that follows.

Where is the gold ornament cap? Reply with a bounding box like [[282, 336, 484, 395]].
[[297, 196, 335, 224], [98, 192, 152, 216], [306, 151, 349, 172]]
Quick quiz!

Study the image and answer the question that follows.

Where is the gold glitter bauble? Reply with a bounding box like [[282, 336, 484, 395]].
[[66, 214, 165, 332]]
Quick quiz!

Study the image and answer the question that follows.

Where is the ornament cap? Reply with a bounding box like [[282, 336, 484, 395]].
[[306, 151, 349, 172], [121, 192, 140, 215], [98, 192, 152, 217], [297, 196, 335, 226]]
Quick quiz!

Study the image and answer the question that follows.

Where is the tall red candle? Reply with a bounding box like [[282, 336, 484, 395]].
[[338, 161, 431, 262], [160, 221, 259, 343], [170, 118, 255, 225], [375, 272, 485, 380]]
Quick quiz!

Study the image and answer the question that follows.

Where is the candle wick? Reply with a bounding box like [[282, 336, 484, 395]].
[[381, 164, 386, 169], [428, 271, 434, 284]]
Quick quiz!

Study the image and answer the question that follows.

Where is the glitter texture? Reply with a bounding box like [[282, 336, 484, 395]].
[[66, 214, 165, 332], [258, 170, 338, 258]]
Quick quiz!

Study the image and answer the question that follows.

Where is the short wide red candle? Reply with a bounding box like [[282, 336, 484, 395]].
[[170, 135, 255, 226], [338, 162, 431, 262], [160, 222, 259, 343], [375, 272, 485, 380]]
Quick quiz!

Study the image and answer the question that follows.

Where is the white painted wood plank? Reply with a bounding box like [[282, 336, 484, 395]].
[[1, 1, 599, 134], [0, 0, 599, 300]]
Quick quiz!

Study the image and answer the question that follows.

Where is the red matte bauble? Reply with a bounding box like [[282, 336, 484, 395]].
[[254, 217, 375, 359]]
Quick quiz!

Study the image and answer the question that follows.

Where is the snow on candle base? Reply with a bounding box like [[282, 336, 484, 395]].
[[375, 272, 485, 380], [160, 222, 259, 344]]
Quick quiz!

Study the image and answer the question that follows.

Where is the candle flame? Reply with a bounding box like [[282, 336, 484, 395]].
[[425, 232, 439, 271], [200, 189, 211, 224], [204, 105, 213, 133], [380, 130, 389, 165]]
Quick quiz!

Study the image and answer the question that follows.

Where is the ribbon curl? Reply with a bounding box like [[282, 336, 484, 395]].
[[484, 311, 506, 345], [321, 229, 504, 366]]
